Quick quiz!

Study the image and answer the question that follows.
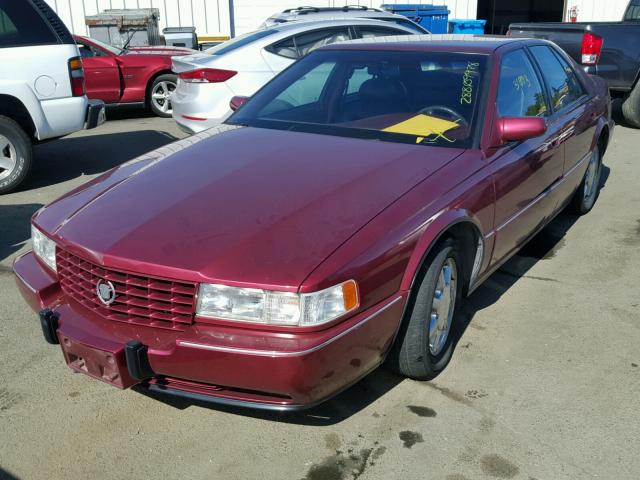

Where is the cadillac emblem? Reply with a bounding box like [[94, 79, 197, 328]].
[[96, 279, 117, 305]]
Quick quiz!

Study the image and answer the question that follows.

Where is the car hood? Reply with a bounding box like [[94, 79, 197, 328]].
[[36, 126, 464, 289]]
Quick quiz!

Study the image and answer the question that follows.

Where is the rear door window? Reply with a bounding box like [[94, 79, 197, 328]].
[[358, 25, 409, 39], [529, 46, 585, 112], [0, 0, 58, 47], [497, 49, 548, 117], [269, 27, 351, 59]]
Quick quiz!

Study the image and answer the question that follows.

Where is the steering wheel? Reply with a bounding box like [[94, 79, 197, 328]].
[[419, 105, 469, 130]]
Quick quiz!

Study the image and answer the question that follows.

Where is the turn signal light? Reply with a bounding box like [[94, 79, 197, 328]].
[[178, 68, 238, 83], [342, 280, 359, 311], [68, 56, 85, 97], [581, 32, 603, 65]]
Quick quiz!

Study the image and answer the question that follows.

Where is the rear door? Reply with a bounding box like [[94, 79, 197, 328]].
[[489, 48, 563, 265], [76, 39, 121, 103], [528, 45, 593, 174]]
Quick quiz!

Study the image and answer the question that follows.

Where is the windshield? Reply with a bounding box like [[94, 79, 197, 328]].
[[228, 49, 487, 148], [624, 0, 640, 20], [205, 29, 278, 55], [82, 36, 123, 55]]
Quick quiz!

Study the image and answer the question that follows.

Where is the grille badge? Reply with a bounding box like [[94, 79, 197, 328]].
[[96, 279, 117, 305]]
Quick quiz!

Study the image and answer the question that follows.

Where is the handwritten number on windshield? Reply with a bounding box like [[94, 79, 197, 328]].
[[460, 62, 479, 105]]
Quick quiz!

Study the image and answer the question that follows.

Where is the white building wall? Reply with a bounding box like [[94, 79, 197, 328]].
[[44, 0, 231, 37], [45, 0, 479, 37], [565, 0, 630, 21]]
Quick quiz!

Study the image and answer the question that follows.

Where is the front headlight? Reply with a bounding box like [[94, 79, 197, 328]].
[[31, 224, 57, 272], [196, 280, 359, 327]]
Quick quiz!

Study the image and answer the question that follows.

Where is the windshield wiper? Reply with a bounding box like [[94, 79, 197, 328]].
[[121, 29, 140, 53]]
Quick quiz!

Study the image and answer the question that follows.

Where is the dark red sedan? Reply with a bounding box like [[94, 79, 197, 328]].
[[14, 37, 612, 410], [74, 35, 195, 117]]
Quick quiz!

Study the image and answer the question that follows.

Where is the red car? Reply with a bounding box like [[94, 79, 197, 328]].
[[15, 37, 612, 410], [74, 35, 194, 117]]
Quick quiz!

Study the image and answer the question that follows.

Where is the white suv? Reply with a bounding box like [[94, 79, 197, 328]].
[[0, 0, 105, 194]]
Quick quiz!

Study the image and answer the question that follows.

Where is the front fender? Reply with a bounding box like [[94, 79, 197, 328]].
[[400, 208, 489, 292], [591, 111, 613, 154]]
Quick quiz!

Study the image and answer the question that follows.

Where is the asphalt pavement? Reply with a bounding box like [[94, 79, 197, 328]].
[[1, 109, 638, 480]]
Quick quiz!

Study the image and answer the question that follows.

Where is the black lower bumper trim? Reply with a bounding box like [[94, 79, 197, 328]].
[[39, 309, 60, 344], [125, 341, 154, 381], [85, 99, 106, 130], [142, 384, 311, 412]]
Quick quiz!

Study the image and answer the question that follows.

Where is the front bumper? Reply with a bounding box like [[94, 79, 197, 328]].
[[85, 99, 106, 130], [14, 251, 407, 410]]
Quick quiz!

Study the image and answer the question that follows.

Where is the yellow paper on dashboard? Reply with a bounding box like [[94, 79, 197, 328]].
[[383, 114, 460, 143]]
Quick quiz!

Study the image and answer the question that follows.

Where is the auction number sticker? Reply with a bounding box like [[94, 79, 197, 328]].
[[460, 62, 480, 105]]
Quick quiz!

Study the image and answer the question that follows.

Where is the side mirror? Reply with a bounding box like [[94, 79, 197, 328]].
[[229, 95, 249, 111], [497, 117, 547, 143]]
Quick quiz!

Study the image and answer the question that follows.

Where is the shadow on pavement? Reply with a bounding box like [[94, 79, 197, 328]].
[[20, 130, 178, 192], [457, 165, 610, 356], [105, 106, 156, 121], [0, 467, 20, 480], [0, 203, 43, 263]]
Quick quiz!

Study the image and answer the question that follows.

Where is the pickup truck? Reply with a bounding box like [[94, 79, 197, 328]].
[[509, 0, 640, 127], [0, 0, 105, 194]]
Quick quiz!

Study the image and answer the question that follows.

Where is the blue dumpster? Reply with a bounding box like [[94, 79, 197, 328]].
[[448, 19, 487, 34], [381, 4, 450, 34]]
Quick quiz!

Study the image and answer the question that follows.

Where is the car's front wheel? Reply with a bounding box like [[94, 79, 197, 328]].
[[388, 238, 463, 380], [0, 115, 32, 195], [149, 74, 177, 117]]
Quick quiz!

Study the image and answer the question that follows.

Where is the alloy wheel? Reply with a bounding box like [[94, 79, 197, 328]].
[[0, 133, 17, 181], [428, 258, 457, 356], [151, 81, 176, 114], [583, 149, 601, 204]]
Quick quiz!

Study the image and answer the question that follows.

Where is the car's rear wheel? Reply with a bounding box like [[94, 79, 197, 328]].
[[388, 238, 463, 380], [569, 145, 602, 215], [622, 81, 640, 128], [0, 115, 32, 194], [149, 74, 177, 117]]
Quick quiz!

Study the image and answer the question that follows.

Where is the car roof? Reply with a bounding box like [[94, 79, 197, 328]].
[[264, 17, 417, 34], [321, 34, 536, 54], [267, 6, 405, 22]]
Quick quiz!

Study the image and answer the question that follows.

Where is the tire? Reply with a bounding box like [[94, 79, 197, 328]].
[[388, 238, 463, 380], [622, 81, 640, 128], [149, 74, 177, 117], [569, 145, 602, 215], [0, 115, 32, 195]]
